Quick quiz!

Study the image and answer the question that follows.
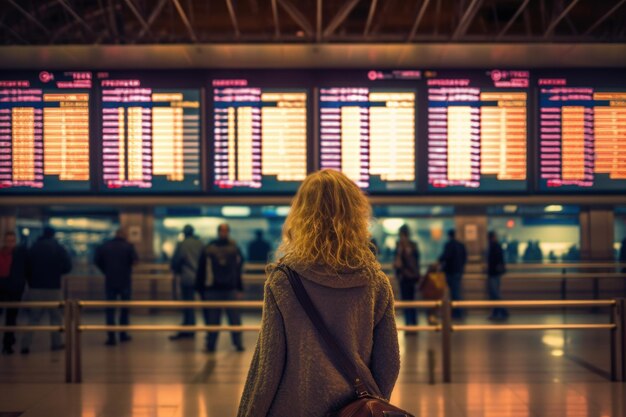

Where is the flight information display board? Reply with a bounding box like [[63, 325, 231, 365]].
[[318, 70, 419, 192], [538, 71, 626, 191], [426, 70, 529, 192], [0, 71, 91, 192], [98, 73, 201, 192], [212, 79, 308, 192]]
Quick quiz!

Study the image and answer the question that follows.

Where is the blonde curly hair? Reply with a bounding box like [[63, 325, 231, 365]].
[[274, 169, 381, 277]]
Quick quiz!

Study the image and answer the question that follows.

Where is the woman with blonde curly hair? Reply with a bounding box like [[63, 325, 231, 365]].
[[237, 169, 400, 417]]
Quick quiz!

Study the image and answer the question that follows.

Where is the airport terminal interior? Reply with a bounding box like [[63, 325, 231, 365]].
[[1, 0, 626, 416]]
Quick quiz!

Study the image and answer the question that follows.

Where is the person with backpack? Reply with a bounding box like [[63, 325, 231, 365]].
[[20, 227, 71, 354], [169, 225, 204, 340], [237, 170, 407, 417], [439, 229, 467, 320], [393, 224, 420, 329], [95, 228, 138, 346], [196, 223, 245, 353]]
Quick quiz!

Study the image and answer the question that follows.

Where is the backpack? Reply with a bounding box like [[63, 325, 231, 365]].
[[206, 241, 241, 288]]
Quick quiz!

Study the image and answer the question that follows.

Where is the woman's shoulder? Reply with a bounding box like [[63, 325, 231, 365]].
[[264, 264, 290, 291], [371, 269, 393, 292]]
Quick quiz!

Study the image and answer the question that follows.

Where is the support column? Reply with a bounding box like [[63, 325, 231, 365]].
[[454, 207, 488, 264], [579, 207, 616, 300], [119, 208, 155, 262], [579, 207, 615, 261]]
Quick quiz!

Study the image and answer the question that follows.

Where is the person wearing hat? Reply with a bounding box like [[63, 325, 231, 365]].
[[169, 225, 204, 341], [20, 227, 72, 354]]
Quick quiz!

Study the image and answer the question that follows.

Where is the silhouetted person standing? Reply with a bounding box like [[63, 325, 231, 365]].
[[196, 223, 244, 352], [169, 225, 204, 340], [95, 228, 138, 346], [439, 229, 467, 319], [0, 231, 28, 355], [21, 227, 71, 354], [247, 230, 271, 263], [487, 231, 508, 320], [394, 225, 420, 328]]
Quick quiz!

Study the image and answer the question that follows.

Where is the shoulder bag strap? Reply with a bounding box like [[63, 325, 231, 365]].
[[276, 265, 371, 397]]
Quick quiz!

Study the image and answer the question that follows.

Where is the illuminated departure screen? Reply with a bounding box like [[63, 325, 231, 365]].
[[538, 71, 626, 192], [0, 71, 91, 192], [99, 75, 201, 192], [426, 70, 529, 192], [318, 71, 420, 192], [212, 80, 308, 192]]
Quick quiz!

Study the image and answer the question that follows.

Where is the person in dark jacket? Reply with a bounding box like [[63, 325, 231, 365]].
[[0, 231, 29, 355], [95, 228, 138, 346], [196, 223, 244, 352], [439, 229, 467, 319], [247, 230, 271, 263], [20, 227, 71, 353], [393, 225, 420, 329], [487, 231, 508, 320], [169, 224, 204, 340]]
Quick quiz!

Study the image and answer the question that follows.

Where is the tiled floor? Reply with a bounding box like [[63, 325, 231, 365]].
[[0, 310, 623, 416]]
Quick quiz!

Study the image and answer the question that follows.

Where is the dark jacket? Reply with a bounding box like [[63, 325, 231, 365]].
[[28, 237, 72, 289], [196, 238, 244, 291], [394, 240, 420, 281], [487, 241, 506, 276], [95, 237, 138, 289], [171, 236, 205, 287], [0, 245, 29, 294], [439, 239, 467, 275]]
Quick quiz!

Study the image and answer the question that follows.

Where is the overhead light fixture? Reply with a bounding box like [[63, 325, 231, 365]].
[[381, 218, 405, 234], [221, 206, 251, 217], [503, 205, 518, 213], [276, 206, 291, 217], [545, 205, 563, 213]]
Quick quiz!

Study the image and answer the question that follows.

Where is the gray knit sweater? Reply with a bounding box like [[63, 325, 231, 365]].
[[237, 263, 400, 417]]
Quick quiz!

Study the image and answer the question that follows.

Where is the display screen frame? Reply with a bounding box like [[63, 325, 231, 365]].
[[93, 69, 206, 195], [0, 69, 96, 195], [534, 68, 626, 194], [206, 69, 315, 195], [313, 69, 421, 195], [421, 68, 533, 195]]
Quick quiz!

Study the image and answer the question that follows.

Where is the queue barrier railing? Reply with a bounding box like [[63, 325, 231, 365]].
[[1, 298, 623, 385], [0, 301, 71, 383], [62, 270, 626, 301], [107, 261, 626, 275]]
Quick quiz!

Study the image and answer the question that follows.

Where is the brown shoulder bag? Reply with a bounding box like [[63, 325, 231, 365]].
[[277, 265, 415, 417]]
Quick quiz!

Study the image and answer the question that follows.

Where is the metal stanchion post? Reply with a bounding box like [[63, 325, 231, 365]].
[[63, 301, 73, 383], [73, 302, 82, 383], [441, 293, 452, 383], [611, 298, 625, 382]]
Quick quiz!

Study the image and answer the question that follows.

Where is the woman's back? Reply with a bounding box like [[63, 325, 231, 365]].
[[237, 263, 399, 417], [237, 170, 400, 417]]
